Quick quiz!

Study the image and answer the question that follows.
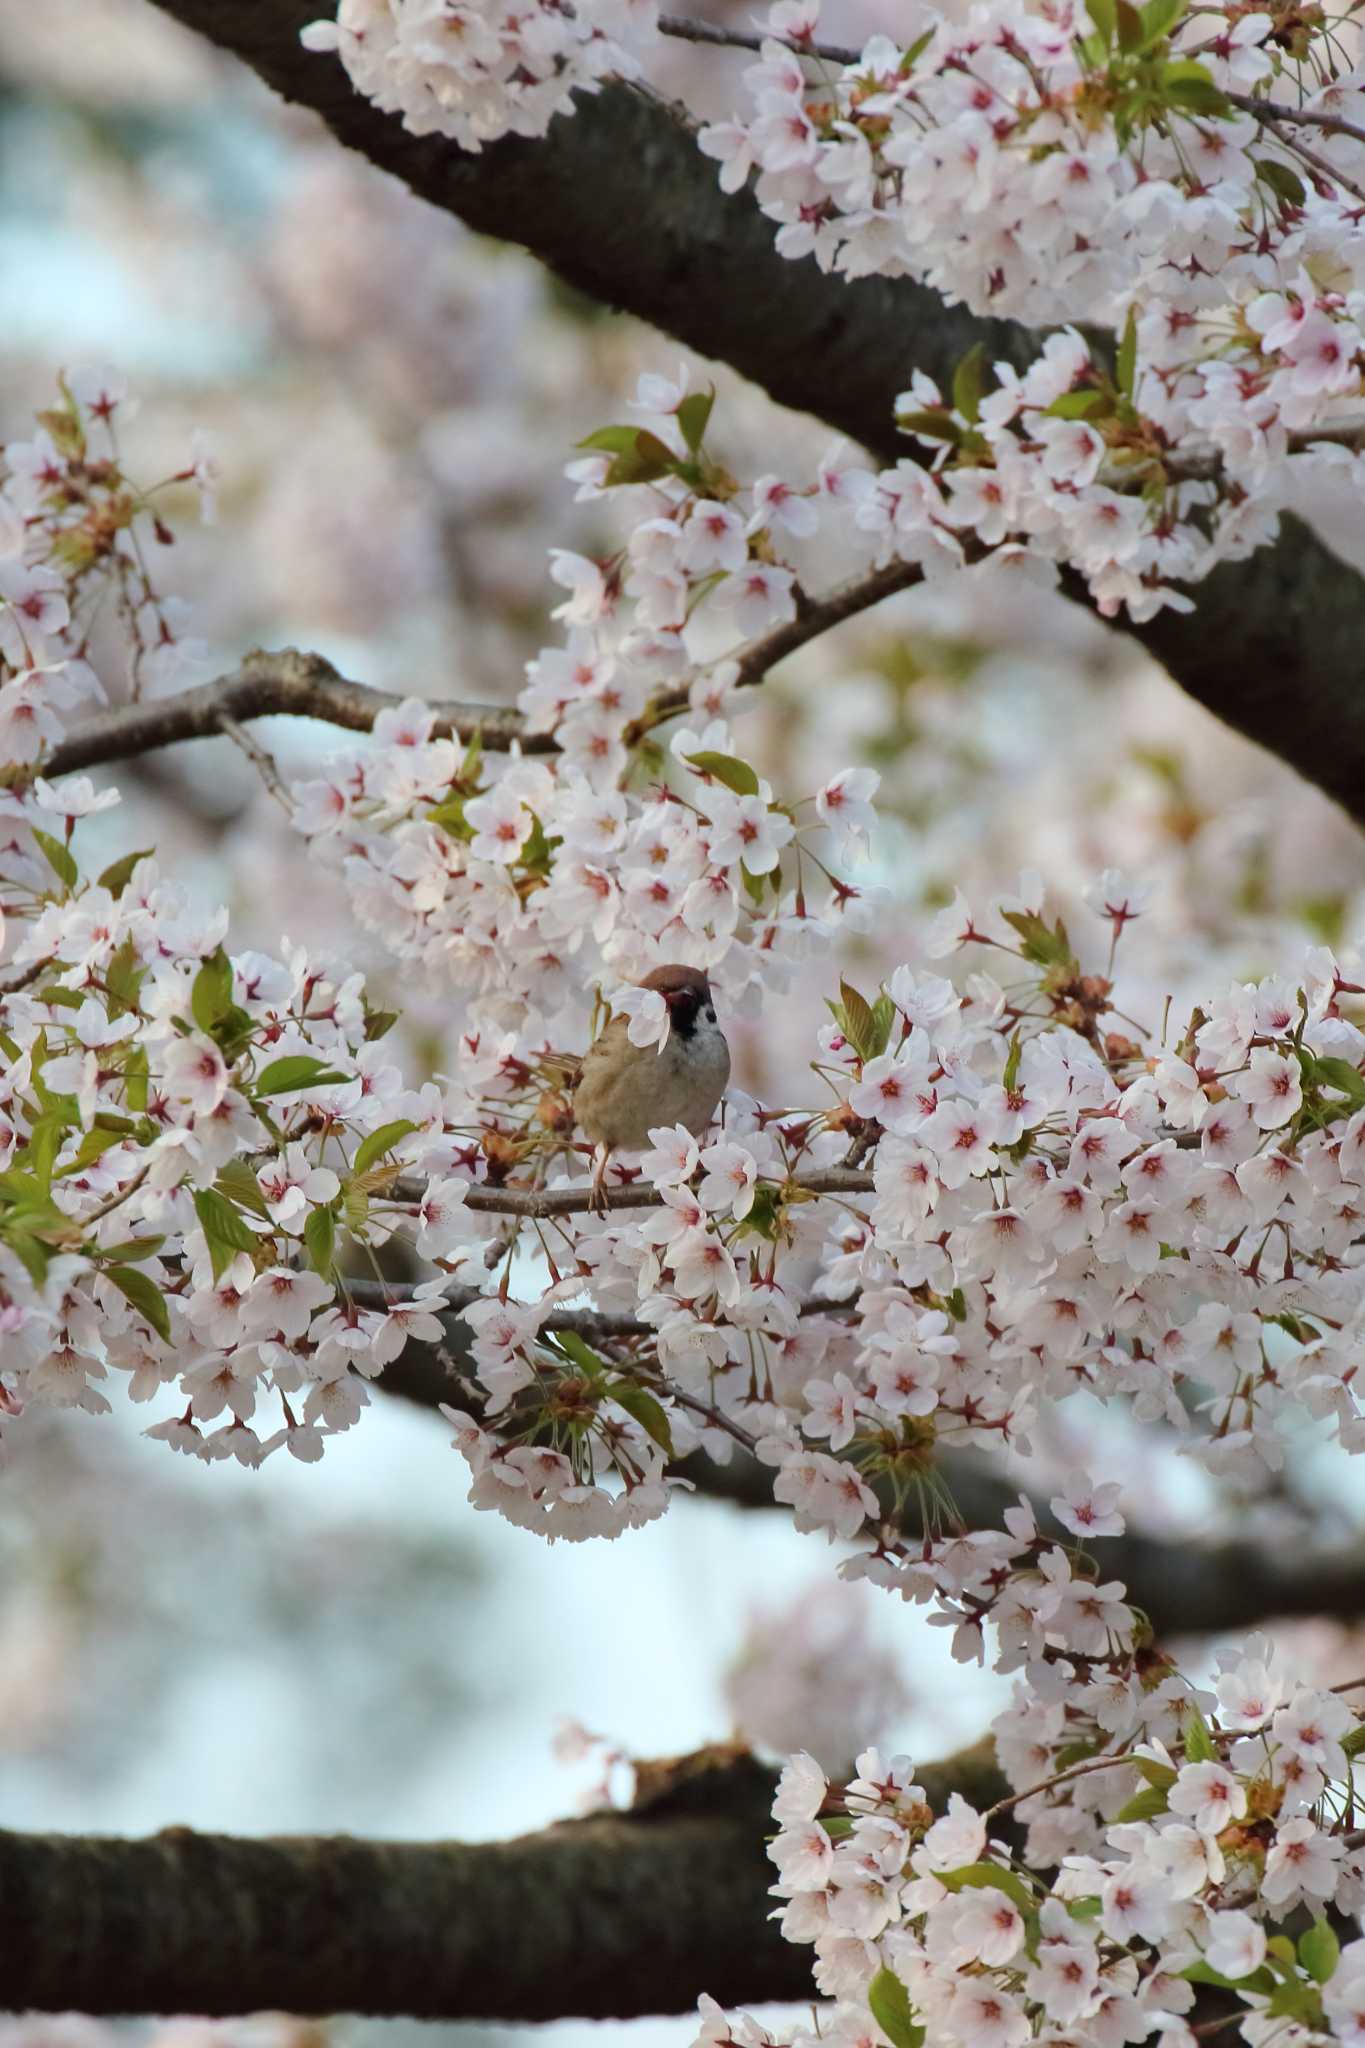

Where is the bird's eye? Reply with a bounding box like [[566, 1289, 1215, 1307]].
[[704, 1007, 716, 1024]]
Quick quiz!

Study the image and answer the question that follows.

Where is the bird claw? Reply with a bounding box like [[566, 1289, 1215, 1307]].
[[588, 1142, 611, 1218]]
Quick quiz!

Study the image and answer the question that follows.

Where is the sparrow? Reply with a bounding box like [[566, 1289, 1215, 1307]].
[[575, 964, 730, 1208]]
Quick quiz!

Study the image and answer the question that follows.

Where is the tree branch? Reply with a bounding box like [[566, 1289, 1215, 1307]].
[[42, 648, 542, 780], [45, 560, 926, 781], [0, 1743, 1004, 2020]]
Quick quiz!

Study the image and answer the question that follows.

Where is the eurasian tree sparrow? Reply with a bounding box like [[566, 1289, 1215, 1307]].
[[575, 964, 730, 1207]]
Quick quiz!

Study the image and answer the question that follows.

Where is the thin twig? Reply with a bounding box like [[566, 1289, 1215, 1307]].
[[0, 956, 53, 998], [659, 1377, 763, 1455], [384, 1165, 875, 1220], [981, 1749, 1138, 1821], [75, 1164, 151, 1229], [1225, 88, 1365, 151], [658, 11, 861, 64], [217, 712, 293, 813], [623, 558, 926, 745]]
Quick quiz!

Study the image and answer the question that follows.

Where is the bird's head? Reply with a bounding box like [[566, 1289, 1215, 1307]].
[[640, 964, 717, 1038]]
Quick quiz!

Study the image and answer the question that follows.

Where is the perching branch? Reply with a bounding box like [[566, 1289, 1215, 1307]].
[[138, 0, 1365, 826], [427, 1165, 874, 1220], [0, 1742, 1005, 2021]]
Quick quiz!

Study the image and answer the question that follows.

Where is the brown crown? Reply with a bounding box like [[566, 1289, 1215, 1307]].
[[639, 964, 712, 999]]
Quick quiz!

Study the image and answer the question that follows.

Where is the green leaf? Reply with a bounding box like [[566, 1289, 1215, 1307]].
[[1116, 0, 1143, 51], [1183, 1704, 1217, 1763], [1162, 59, 1231, 115], [24, 1114, 66, 1192], [895, 407, 965, 446], [38, 984, 84, 1010], [4, 1220, 50, 1286], [1135, 1755, 1178, 1789], [577, 425, 645, 453], [945, 1286, 968, 1322], [363, 1007, 399, 1042], [819, 1814, 854, 1839], [1309, 1056, 1365, 1109], [192, 1186, 260, 1282], [677, 388, 715, 453], [105, 935, 145, 1018], [216, 1157, 272, 1217], [97, 847, 154, 897], [124, 1043, 148, 1113], [741, 863, 769, 907], [56, 1125, 124, 1178], [1182, 1962, 1277, 1996], [106, 1264, 171, 1344], [191, 947, 235, 1036], [867, 1967, 925, 2048], [32, 827, 78, 890], [458, 727, 483, 791], [1002, 1033, 1022, 1091], [1342, 1725, 1365, 1758], [352, 1119, 420, 1178], [735, 1181, 781, 1242], [1115, 1784, 1170, 1823], [553, 1329, 608, 1383], [839, 979, 878, 1061], [304, 1202, 337, 1280], [1254, 156, 1308, 208], [1067, 1896, 1104, 1921], [1138, 0, 1184, 47], [1085, 0, 1117, 48], [254, 1054, 349, 1098], [605, 429, 678, 488], [97, 1234, 166, 1261], [952, 342, 988, 426], [1265, 1980, 1324, 2022], [606, 1377, 675, 1455], [1117, 308, 1138, 400], [938, 1863, 1035, 1912], [1044, 387, 1112, 420], [1300, 1920, 1341, 1985], [519, 811, 562, 879], [684, 750, 761, 799], [870, 991, 897, 1058], [427, 795, 472, 839], [1001, 909, 1076, 969]]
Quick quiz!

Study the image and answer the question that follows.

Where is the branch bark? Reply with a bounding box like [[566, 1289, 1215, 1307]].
[[45, 561, 925, 780], [0, 1743, 1004, 2020], [139, 0, 1365, 825], [42, 648, 541, 779]]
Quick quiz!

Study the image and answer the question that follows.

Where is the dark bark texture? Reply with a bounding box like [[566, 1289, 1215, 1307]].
[[0, 1745, 1004, 2020]]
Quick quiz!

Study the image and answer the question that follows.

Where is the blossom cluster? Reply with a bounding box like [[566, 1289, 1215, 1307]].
[[0, 371, 212, 768], [701, 0, 1365, 617], [300, 0, 659, 153], [291, 369, 879, 1030], [692, 1616, 1365, 2048]]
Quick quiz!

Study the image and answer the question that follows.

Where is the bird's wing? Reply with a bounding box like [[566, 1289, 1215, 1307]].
[[574, 1015, 638, 1134]]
